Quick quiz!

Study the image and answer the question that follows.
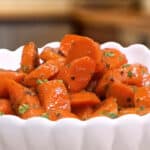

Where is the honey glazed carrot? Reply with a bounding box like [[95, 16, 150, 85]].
[[20, 42, 39, 73]]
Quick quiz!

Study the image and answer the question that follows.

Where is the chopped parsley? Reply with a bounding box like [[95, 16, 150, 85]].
[[41, 113, 49, 119], [0, 112, 4, 116], [139, 106, 145, 111], [36, 79, 48, 85], [107, 112, 118, 119], [104, 52, 115, 57], [21, 65, 29, 73], [127, 71, 133, 78], [18, 104, 29, 115], [122, 64, 130, 68]]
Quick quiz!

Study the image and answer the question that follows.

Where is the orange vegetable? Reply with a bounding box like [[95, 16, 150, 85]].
[[58, 56, 96, 92], [106, 82, 134, 107], [21, 42, 39, 73], [70, 91, 101, 107], [134, 87, 150, 107], [23, 60, 58, 87], [37, 80, 71, 112], [91, 97, 118, 118], [0, 99, 14, 115]]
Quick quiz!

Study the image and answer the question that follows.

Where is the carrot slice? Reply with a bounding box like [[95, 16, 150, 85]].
[[70, 91, 101, 107], [106, 82, 135, 107], [64, 34, 102, 64], [58, 56, 96, 92], [60, 34, 84, 56], [72, 106, 93, 120], [91, 97, 118, 118], [0, 69, 25, 82], [0, 99, 14, 115], [101, 48, 127, 73], [37, 80, 71, 112], [23, 60, 58, 87], [40, 47, 66, 66], [21, 42, 39, 73], [134, 87, 150, 107], [47, 110, 78, 121]]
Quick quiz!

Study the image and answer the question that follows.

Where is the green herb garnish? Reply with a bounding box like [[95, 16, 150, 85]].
[[127, 71, 133, 78], [122, 64, 130, 68], [139, 106, 145, 111], [0, 112, 4, 116], [18, 104, 29, 115], [107, 112, 118, 118], [41, 113, 49, 119], [21, 65, 29, 73], [36, 79, 48, 85], [104, 52, 115, 57]]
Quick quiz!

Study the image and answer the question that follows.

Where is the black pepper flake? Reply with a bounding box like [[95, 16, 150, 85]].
[[71, 76, 75, 80]]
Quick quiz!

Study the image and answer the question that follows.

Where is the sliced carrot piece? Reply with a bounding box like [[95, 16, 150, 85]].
[[58, 56, 96, 92], [37, 80, 71, 112], [48, 110, 78, 121], [23, 60, 58, 87], [60, 34, 84, 56], [101, 48, 127, 73], [134, 87, 150, 107], [72, 106, 93, 120], [0, 69, 25, 82], [40, 47, 66, 66], [106, 82, 135, 107], [20, 42, 39, 73], [65, 34, 102, 65], [70, 91, 101, 107], [91, 97, 118, 118], [0, 99, 14, 114]]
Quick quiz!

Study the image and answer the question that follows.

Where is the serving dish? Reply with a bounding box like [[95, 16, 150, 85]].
[[0, 42, 150, 150]]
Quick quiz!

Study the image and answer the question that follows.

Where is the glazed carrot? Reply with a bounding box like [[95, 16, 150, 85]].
[[21, 42, 39, 73], [0, 99, 14, 115], [91, 97, 118, 118], [47, 110, 78, 121], [23, 60, 58, 87], [120, 63, 148, 86], [101, 48, 127, 73], [37, 80, 71, 112], [72, 106, 93, 120], [96, 69, 123, 97], [106, 82, 134, 107], [134, 87, 150, 107], [0, 79, 9, 98], [65, 34, 102, 65], [58, 56, 96, 92], [70, 91, 101, 107], [7, 79, 42, 117], [40, 47, 66, 66], [60, 34, 83, 56], [0, 69, 25, 82]]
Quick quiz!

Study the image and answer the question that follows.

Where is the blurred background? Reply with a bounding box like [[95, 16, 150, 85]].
[[0, 0, 150, 49]]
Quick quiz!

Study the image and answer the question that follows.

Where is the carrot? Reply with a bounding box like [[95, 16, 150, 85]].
[[23, 60, 58, 87], [40, 47, 66, 66], [0, 99, 14, 115], [47, 110, 78, 121], [0, 69, 25, 82], [101, 48, 127, 73], [37, 80, 71, 112], [60, 34, 84, 56], [134, 87, 150, 107], [7, 79, 42, 118], [91, 97, 118, 118], [72, 106, 93, 120], [0, 79, 9, 98], [96, 69, 123, 97], [70, 91, 101, 107], [20, 42, 39, 73], [120, 63, 148, 86], [142, 73, 150, 87], [106, 82, 135, 107], [57, 56, 96, 92]]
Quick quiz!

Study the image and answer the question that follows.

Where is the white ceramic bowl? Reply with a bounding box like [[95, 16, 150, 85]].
[[0, 42, 150, 150]]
